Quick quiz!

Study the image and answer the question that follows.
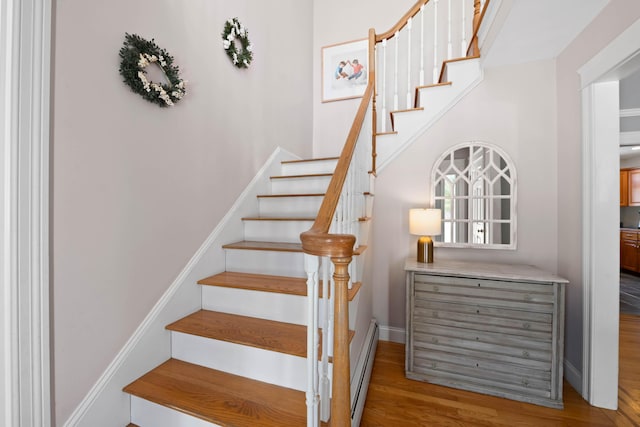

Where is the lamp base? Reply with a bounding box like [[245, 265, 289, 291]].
[[417, 236, 434, 263]]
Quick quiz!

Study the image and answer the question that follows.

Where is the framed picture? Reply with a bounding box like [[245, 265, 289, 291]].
[[321, 38, 369, 103]]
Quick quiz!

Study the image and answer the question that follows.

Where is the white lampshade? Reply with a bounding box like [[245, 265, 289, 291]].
[[409, 208, 442, 236]]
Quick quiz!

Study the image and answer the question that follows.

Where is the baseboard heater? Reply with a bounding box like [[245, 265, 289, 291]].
[[350, 320, 379, 426]]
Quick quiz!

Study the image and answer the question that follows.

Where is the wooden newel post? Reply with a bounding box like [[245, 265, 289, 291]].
[[471, 0, 481, 55], [330, 255, 352, 427]]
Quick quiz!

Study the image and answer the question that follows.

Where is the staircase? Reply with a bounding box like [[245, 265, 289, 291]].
[[124, 157, 372, 426], [114, 1, 497, 426]]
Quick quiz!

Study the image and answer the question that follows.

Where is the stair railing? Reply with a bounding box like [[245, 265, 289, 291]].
[[301, 1, 489, 425], [375, 0, 487, 133]]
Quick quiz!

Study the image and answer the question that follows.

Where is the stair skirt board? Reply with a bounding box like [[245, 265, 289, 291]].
[[131, 396, 222, 427], [170, 331, 328, 392], [224, 250, 306, 277], [202, 286, 309, 325]]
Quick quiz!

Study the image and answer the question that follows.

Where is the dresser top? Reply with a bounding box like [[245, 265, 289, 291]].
[[405, 259, 569, 284]]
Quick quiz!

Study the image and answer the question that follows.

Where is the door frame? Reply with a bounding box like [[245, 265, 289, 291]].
[[1, 0, 52, 425], [579, 17, 640, 409]]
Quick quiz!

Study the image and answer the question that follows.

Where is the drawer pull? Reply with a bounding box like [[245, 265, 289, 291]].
[[522, 351, 530, 358], [524, 294, 532, 301], [432, 337, 439, 344], [433, 285, 440, 292], [431, 362, 437, 369], [522, 379, 530, 387], [432, 311, 439, 318], [523, 323, 531, 330]]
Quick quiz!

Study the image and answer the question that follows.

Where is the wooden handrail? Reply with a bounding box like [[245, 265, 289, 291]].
[[376, 0, 430, 42]]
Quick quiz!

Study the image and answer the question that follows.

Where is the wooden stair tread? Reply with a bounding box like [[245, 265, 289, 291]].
[[241, 216, 315, 221], [257, 193, 324, 198], [415, 81, 452, 90], [167, 310, 307, 357], [281, 157, 338, 164], [124, 358, 307, 426], [198, 271, 308, 296], [390, 107, 424, 115], [126, 424, 139, 427], [198, 271, 363, 301], [375, 131, 398, 136], [270, 173, 333, 180], [222, 240, 367, 255]]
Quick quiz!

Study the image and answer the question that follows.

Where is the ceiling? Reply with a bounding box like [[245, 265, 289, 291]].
[[483, 0, 610, 68]]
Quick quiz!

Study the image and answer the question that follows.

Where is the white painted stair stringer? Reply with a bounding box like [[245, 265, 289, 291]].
[[377, 58, 484, 171]]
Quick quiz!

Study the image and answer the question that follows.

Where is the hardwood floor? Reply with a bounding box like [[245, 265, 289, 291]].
[[361, 314, 640, 426]]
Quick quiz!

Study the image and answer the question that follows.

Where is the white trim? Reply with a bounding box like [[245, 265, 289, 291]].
[[564, 358, 582, 395], [377, 325, 405, 343], [578, 18, 640, 88], [620, 108, 640, 118], [1, 0, 52, 426], [581, 80, 621, 410], [63, 147, 299, 426], [619, 131, 640, 146], [579, 17, 640, 410]]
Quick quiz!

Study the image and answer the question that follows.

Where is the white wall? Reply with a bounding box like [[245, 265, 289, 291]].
[[52, 0, 313, 423], [556, 0, 640, 381], [312, 0, 415, 157], [369, 60, 559, 331]]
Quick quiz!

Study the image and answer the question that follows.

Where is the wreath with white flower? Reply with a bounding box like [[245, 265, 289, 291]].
[[118, 33, 186, 107], [222, 18, 253, 69]]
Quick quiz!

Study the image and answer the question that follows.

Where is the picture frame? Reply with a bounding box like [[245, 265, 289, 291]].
[[321, 38, 369, 103]]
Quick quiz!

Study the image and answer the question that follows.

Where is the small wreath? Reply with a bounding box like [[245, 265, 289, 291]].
[[118, 33, 186, 107], [222, 18, 253, 69]]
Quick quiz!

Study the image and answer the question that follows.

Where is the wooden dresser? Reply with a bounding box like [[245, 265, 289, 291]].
[[405, 259, 568, 408]]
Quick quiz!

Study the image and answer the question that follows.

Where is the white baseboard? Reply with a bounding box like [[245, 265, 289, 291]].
[[564, 358, 582, 396], [378, 325, 405, 344], [63, 147, 299, 427], [351, 320, 379, 427]]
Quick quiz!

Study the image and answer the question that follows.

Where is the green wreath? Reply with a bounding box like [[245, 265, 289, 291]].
[[118, 33, 186, 107], [222, 18, 253, 69]]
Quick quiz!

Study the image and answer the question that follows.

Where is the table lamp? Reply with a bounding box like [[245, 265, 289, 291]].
[[409, 208, 442, 263]]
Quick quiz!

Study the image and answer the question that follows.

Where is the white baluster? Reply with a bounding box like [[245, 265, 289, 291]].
[[406, 17, 412, 109], [419, 5, 425, 87], [304, 254, 320, 427], [393, 31, 399, 112], [319, 259, 330, 422], [381, 39, 387, 132], [433, 0, 439, 84], [461, 0, 467, 56], [447, 0, 453, 59]]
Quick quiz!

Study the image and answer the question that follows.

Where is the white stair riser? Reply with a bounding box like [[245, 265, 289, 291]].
[[202, 286, 308, 325], [243, 220, 313, 243], [131, 396, 220, 427], [171, 332, 318, 392], [271, 176, 332, 194], [258, 196, 323, 217], [281, 159, 337, 176], [225, 249, 306, 277], [416, 84, 454, 109]]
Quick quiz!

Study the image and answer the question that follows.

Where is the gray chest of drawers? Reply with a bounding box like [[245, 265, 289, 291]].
[[405, 259, 568, 409]]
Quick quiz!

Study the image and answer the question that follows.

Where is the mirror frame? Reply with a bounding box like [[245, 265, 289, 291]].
[[431, 141, 517, 250]]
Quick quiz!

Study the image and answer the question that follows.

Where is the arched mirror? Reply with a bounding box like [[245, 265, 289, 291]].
[[432, 142, 516, 249]]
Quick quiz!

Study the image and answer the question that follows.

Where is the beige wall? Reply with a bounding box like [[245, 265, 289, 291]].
[[52, 0, 312, 423], [556, 0, 640, 376], [312, 0, 415, 156], [369, 60, 559, 332]]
